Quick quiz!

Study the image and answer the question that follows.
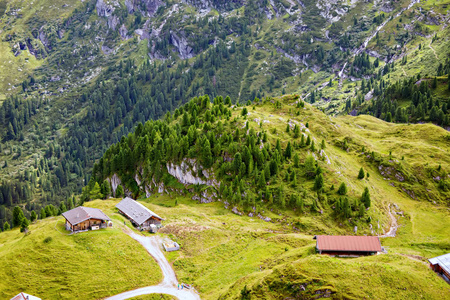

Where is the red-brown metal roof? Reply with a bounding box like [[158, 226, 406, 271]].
[[316, 235, 382, 252]]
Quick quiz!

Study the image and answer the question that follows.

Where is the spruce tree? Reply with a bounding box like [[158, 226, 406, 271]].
[[12, 206, 25, 228], [358, 167, 365, 179], [306, 135, 311, 146], [284, 142, 292, 159], [314, 173, 324, 190], [300, 134, 305, 147], [293, 153, 300, 168], [90, 182, 104, 200], [338, 182, 347, 195], [258, 171, 266, 189], [361, 187, 371, 208], [116, 185, 124, 198], [20, 218, 30, 233], [310, 140, 315, 152], [40, 208, 46, 219], [3, 221, 10, 231], [304, 155, 316, 178], [321, 139, 326, 150], [30, 211, 37, 222]]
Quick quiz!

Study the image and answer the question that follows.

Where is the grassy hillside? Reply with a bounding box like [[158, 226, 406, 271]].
[[137, 195, 449, 299], [0, 200, 162, 300], [0, 191, 448, 299]]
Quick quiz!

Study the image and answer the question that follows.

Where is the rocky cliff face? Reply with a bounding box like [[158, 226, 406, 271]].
[[170, 31, 194, 59]]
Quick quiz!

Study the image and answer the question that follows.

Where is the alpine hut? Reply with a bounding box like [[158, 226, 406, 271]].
[[428, 253, 450, 282], [116, 197, 164, 231], [62, 207, 112, 233], [314, 235, 382, 257]]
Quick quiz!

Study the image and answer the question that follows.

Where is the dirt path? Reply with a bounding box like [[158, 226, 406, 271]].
[[401, 67, 407, 77], [105, 230, 201, 300], [429, 41, 438, 60], [379, 203, 398, 238]]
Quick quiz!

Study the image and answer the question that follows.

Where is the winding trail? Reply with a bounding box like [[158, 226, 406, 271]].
[[379, 204, 398, 238], [429, 41, 438, 60], [105, 230, 201, 300]]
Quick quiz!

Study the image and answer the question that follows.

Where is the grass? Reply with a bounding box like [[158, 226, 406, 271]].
[[128, 191, 450, 300], [0, 200, 162, 300]]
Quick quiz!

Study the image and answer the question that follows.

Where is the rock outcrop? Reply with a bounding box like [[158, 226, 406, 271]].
[[170, 31, 194, 59]]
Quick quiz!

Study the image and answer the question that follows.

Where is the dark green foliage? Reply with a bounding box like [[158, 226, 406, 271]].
[[338, 182, 347, 195], [30, 210, 37, 222], [361, 187, 371, 208], [40, 208, 46, 219], [12, 206, 25, 228], [314, 173, 324, 190], [113, 185, 122, 199], [358, 167, 365, 179]]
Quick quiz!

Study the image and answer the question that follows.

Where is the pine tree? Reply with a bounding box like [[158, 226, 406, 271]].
[[300, 134, 305, 147], [202, 139, 213, 168], [359, 203, 365, 217], [310, 140, 315, 152], [293, 153, 300, 168], [361, 187, 371, 208], [338, 182, 347, 195], [284, 142, 292, 159], [3, 221, 10, 231], [293, 125, 300, 138], [358, 167, 365, 179], [101, 180, 111, 199], [89, 182, 104, 200], [40, 208, 46, 219], [30, 211, 37, 222], [286, 124, 290, 133], [314, 173, 324, 190], [320, 139, 326, 150], [304, 155, 316, 178], [258, 171, 266, 189], [13, 206, 25, 228], [306, 135, 311, 146], [20, 217, 30, 233], [343, 198, 351, 218], [116, 185, 124, 198], [58, 202, 67, 215]]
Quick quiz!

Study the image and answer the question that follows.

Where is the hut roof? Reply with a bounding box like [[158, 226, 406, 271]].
[[315, 235, 382, 252], [10, 292, 42, 300], [429, 253, 450, 274], [115, 197, 164, 225], [62, 207, 110, 226]]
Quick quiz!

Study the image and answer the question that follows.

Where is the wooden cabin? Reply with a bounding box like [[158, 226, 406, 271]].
[[429, 253, 450, 282], [116, 197, 164, 230], [314, 235, 382, 257], [62, 207, 112, 233]]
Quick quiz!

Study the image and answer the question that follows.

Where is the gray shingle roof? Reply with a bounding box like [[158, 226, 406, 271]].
[[62, 207, 111, 226], [115, 197, 163, 225], [429, 253, 450, 275]]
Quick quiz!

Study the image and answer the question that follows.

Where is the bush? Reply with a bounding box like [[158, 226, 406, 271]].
[[43, 236, 53, 244]]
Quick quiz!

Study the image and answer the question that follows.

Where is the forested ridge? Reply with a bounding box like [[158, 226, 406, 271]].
[[1, 0, 450, 231]]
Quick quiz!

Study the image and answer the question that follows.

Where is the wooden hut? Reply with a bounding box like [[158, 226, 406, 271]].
[[62, 207, 111, 233], [314, 235, 382, 257], [429, 253, 450, 282], [116, 197, 164, 230]]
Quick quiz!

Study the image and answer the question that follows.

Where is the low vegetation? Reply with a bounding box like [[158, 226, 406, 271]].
[[0, 203, 162, 299]]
